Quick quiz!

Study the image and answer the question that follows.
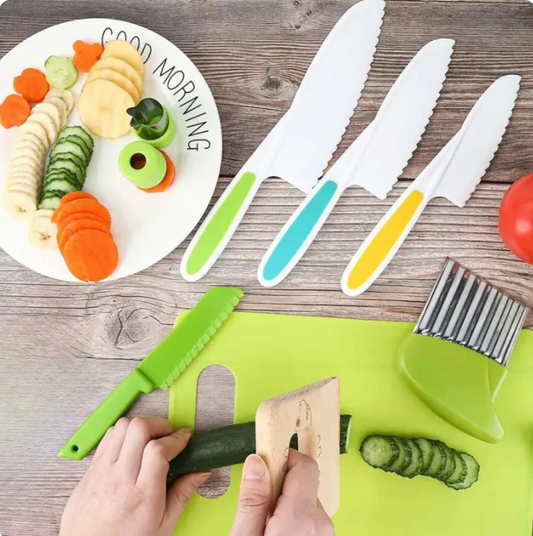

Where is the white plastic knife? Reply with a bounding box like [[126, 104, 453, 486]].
[[180, 0, 386, 281], [341, 75, 521, 296], [258, 39, 454, 287]]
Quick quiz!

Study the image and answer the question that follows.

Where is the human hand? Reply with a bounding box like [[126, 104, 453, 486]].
[[59, 416, 210, 536], [230, 450, 335, 536]]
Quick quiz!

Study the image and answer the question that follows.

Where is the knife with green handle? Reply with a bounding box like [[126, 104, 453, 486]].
[[180, 0, 386, 282], [59, 287, 243, 460]]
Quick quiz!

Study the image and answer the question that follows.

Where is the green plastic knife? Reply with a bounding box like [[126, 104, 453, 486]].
[[59, 287, 243, 460]]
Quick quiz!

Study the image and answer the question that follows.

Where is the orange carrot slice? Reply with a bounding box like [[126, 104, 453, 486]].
[[73, 41, 104, 73], [0, 94, 31, 128], [59, 219, 111, 250], [13, 68, 49, 103], [140, 151, 176, 193], [54, 198, 112, 226], [60, 191, 96, 205], [62, 229, 118, 282], [58, 211, 110, 231]]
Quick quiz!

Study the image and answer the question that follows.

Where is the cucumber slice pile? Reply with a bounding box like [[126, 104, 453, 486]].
[[360, 435, 480, 490], [39, 126, 94, 210]]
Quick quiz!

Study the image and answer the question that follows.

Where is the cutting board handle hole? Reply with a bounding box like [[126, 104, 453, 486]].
[[195, 365, 236, 499]]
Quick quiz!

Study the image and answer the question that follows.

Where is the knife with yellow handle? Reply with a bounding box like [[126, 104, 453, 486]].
[[341, 75, 521, 297]]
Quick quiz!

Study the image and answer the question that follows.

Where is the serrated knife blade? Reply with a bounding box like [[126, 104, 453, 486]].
[[258, 39, 454, 287], [181, 0, 386, 281], [342, 75, 521, 297]]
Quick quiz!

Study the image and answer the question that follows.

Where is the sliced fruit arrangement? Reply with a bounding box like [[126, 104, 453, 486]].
[[78, 40, 144, 139], [40, 125, 94, 211], [3, 89, 74, 219], [360, 435, 480, 490], [52, 192, 118, 282]]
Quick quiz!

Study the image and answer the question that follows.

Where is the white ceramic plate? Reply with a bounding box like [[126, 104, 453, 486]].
[[0, 19, 222, 281]]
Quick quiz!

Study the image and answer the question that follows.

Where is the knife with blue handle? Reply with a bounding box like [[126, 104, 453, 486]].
[[258, 39, 455, 287]]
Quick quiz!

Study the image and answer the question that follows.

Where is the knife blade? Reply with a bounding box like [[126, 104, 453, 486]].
[[258, 39, 454, 287], [59, 287, 243, 460], [180, 0, 386, 282], [342, 75, 520, 296]]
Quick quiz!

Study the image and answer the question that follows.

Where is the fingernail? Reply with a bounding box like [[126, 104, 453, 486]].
[[244, 454, 266, 480], [178, 428, 192, 436], [194, 472, 211, 486]]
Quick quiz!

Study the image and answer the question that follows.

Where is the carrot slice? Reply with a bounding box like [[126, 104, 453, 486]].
[[62, 229, 118, 282], [0, 94, 31, 128], [59, 219, 111, 250], [140, 151, 176, 193], [58, 211, 110, 231], [54, 198, 112, 226], [60, 191, 96, 205], [73, 41, 104, 73], [13, 68, 49, 103], [53, 192, 98, 223]]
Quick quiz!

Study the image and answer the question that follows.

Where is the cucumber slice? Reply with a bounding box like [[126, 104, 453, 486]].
[[386, 437, 412, 473], [45, 56, 78, 90], [44, 170, 82, 190], [436, 441, 456, 481], [38, 192, 63, 210], [57, 126, 94, 153], [47, 157, 85, 184], [45, 178, 79, 195], [60, 135, 92, 160], [414, 438, 434, 473], [447, 453, 480, 490], [50, 141, 89, 167], [445, 451, 468, 485], [423, 441, 446, 477], [360, 436, 400, 469], [399, 439, 423, 478]]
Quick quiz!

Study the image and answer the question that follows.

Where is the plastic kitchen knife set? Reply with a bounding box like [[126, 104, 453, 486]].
[[180, 0, 521, 296]]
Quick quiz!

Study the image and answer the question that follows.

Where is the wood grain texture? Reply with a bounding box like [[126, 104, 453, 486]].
[[1, 0, 533, 534]]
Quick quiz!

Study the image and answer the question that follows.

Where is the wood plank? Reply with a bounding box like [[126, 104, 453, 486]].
[[1, 0, 533, 180]]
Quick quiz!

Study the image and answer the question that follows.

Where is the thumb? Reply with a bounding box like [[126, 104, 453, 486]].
[[230, 454, 272, 536]]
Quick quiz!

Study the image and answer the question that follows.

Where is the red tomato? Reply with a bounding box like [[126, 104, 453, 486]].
[[499, 172, 533, 264]]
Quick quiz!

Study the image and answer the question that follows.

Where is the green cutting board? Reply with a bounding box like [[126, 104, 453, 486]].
[[169, 312, 533, 536]]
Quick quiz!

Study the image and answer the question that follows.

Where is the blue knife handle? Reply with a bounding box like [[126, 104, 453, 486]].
[[258, 180, 343, 287]]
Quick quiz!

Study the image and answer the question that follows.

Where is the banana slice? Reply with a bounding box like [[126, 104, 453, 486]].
[[78, 79, 134, 139], [7, 156, 44, 175], [88, 68, 140, 103], [90, 56, 143, 97], [44, 96, 69, 127], [5, 181, 39, 198], [26, 113, 57, 146], [29, 209, 58, 249], [2, 189, 37, 219], [31, 102, 63, 131], [101, 40, 144, 77], [15, 122, 50, 152], [45, 88, 75, 115], [8, 149, 45, 170], [9, 141, 46, 161]]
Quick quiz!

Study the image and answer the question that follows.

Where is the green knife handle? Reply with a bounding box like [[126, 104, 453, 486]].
[[181, 171, 261, 281], [59, 369, 155, 460]]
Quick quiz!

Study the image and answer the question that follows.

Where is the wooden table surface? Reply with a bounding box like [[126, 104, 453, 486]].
[[2, 0, 533, 534]]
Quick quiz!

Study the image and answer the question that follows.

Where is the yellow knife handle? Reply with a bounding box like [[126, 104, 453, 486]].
[[342, 189, 426, 296]]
